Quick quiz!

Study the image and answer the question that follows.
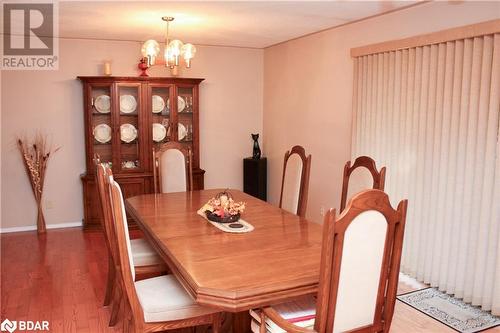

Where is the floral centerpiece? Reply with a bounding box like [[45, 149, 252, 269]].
[[200, 190, 246, 223]]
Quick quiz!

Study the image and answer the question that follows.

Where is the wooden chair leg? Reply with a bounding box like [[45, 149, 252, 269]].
[[212, 313, 222, 333], [109, 285, 122, 326], [123, 302, 131, 333], [221, 312, 232, 333], [129, 307, 139, 333], [103, 253, 115, 306], [259, 312, 266, 333]]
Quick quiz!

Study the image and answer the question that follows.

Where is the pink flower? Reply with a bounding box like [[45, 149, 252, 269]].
[[214, 208, 225, 218]]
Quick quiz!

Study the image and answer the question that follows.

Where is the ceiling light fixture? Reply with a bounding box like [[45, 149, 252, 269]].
[[138, 16, 196, 76]]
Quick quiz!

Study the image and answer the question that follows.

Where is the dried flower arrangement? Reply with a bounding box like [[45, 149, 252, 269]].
[[200, 190, 246, 223], [17, 134, 60, 233]]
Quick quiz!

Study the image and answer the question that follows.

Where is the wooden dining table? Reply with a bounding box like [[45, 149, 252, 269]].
[[125, 189, 323, 333]]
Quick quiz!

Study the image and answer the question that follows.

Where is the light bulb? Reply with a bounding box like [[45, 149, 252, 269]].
[[181, 43, 196, 68], [141, 39, 160, 66], [168, 39, 184, 66], [164, 47, 175, 67]]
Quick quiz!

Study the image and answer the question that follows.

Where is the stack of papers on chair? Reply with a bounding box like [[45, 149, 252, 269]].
[[249, 295, 316, 333]]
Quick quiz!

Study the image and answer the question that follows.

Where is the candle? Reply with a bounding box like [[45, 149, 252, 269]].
[[170, 65, 179, 77], [219, 195, 228, 207], [103, 61, 111, 76]]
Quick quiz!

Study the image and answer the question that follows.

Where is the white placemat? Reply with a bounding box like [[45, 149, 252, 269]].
[[197, 210, 254, 233]]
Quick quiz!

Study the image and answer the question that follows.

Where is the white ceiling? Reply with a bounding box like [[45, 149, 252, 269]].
[[59, 1, 422, 49]]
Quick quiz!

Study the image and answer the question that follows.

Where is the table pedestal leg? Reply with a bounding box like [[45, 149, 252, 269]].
[[233, 311, 251, 333]]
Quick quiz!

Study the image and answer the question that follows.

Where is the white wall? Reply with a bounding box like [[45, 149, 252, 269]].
[[1, 38, 263, 229], [263, 1, 500, 225], [2, 1, 498, 231]]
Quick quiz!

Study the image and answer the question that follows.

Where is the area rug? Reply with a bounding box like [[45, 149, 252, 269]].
[[397, 288, 500, 333]]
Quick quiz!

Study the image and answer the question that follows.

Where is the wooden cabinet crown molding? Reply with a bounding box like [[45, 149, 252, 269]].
[[77, 76, 204, 84]]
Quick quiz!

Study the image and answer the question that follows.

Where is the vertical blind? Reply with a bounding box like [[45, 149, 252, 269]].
[[351, 33, 500, 314]]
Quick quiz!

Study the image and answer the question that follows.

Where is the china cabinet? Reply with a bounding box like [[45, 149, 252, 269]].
[[78, 76, 204, 229]]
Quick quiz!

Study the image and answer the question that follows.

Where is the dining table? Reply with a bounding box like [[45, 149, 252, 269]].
[[125, 189, 323, 333]]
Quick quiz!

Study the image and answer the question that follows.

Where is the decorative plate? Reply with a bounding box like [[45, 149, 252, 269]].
[[94, 95, 111, 114], [152, 95, 165, 113], [166, 96, 186, 113], [120, 123, 137, 143], [122, 160, 138, 169], [178, 123, 187, 141], [93, 124, 112, 143], [152, 123, 167, 142], [120, 95, 137, 113]]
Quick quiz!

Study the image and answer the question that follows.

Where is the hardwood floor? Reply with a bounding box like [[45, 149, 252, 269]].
[[1, 228, 498, 333], [1, 228, 118, 332]]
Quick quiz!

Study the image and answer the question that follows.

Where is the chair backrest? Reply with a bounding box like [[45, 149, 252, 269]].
[[108, 176, 145, 323], [340, 156, 386, 212], [279, 145, 311, 218], [153, 142, 193, 193], [314, 190, 407, 333], [94, 154, 118, 264]]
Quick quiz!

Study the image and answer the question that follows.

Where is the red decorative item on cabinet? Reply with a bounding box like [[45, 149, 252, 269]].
[[138, 58, 149, 77]]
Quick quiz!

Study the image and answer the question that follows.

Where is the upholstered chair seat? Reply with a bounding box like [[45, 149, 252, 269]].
[[135, 275, 219, 323], [340, 156, 386, 212], [153, 142, 193, 193], [108, 177, 222, 332], [130, 239, 163, 267], [250, 295, 316, 333], [94, 157, 167, 327], [279, 145, 312, 218], [253, 190, 408, 333]]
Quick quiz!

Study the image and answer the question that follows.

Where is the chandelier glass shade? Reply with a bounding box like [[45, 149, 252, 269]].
[[141, 39, 160, 65], [140, 17, 196, 70]]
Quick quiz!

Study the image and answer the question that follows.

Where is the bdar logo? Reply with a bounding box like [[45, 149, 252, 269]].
[[0, 319, 17, 333], [0, 319, 49, 332]]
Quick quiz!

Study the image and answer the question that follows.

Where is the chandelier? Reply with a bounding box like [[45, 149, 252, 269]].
[[138, 16, 196, 76]]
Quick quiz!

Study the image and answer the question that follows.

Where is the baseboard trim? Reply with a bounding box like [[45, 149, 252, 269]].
[[399, 272, 427, 289], [0, 221, 83, 234]]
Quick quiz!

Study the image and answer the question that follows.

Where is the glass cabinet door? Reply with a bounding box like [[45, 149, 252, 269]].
[[90, 84, 113, 170], [116, 84, 143, 172], [150, 85, 172, 150], [176, 85, 194, 151]]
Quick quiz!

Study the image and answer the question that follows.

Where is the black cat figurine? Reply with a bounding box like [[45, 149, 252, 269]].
[[251, 133, 261, 159]]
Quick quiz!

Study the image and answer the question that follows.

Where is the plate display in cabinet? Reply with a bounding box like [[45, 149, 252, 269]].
[[178, 123, 187, 141], [120, 95, 137, 113], [152, 123, 167, 142], [120, 123, 138, 143], [152, 95, 165, 113], [122, 160, 139, 169], [78, 76, 205, 231], [93, 124, 112, 143], [94, 95, 111, 113], [167, 96, 186, 113]]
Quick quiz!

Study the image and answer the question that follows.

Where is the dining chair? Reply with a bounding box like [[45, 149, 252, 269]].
[[340, 156, 386, 213], [94, 156, 166, 326], [107, 175, 222, 333], [153, 142, 193, 193], [253, 189, 407, 333], [279, 145, 312, 218]]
